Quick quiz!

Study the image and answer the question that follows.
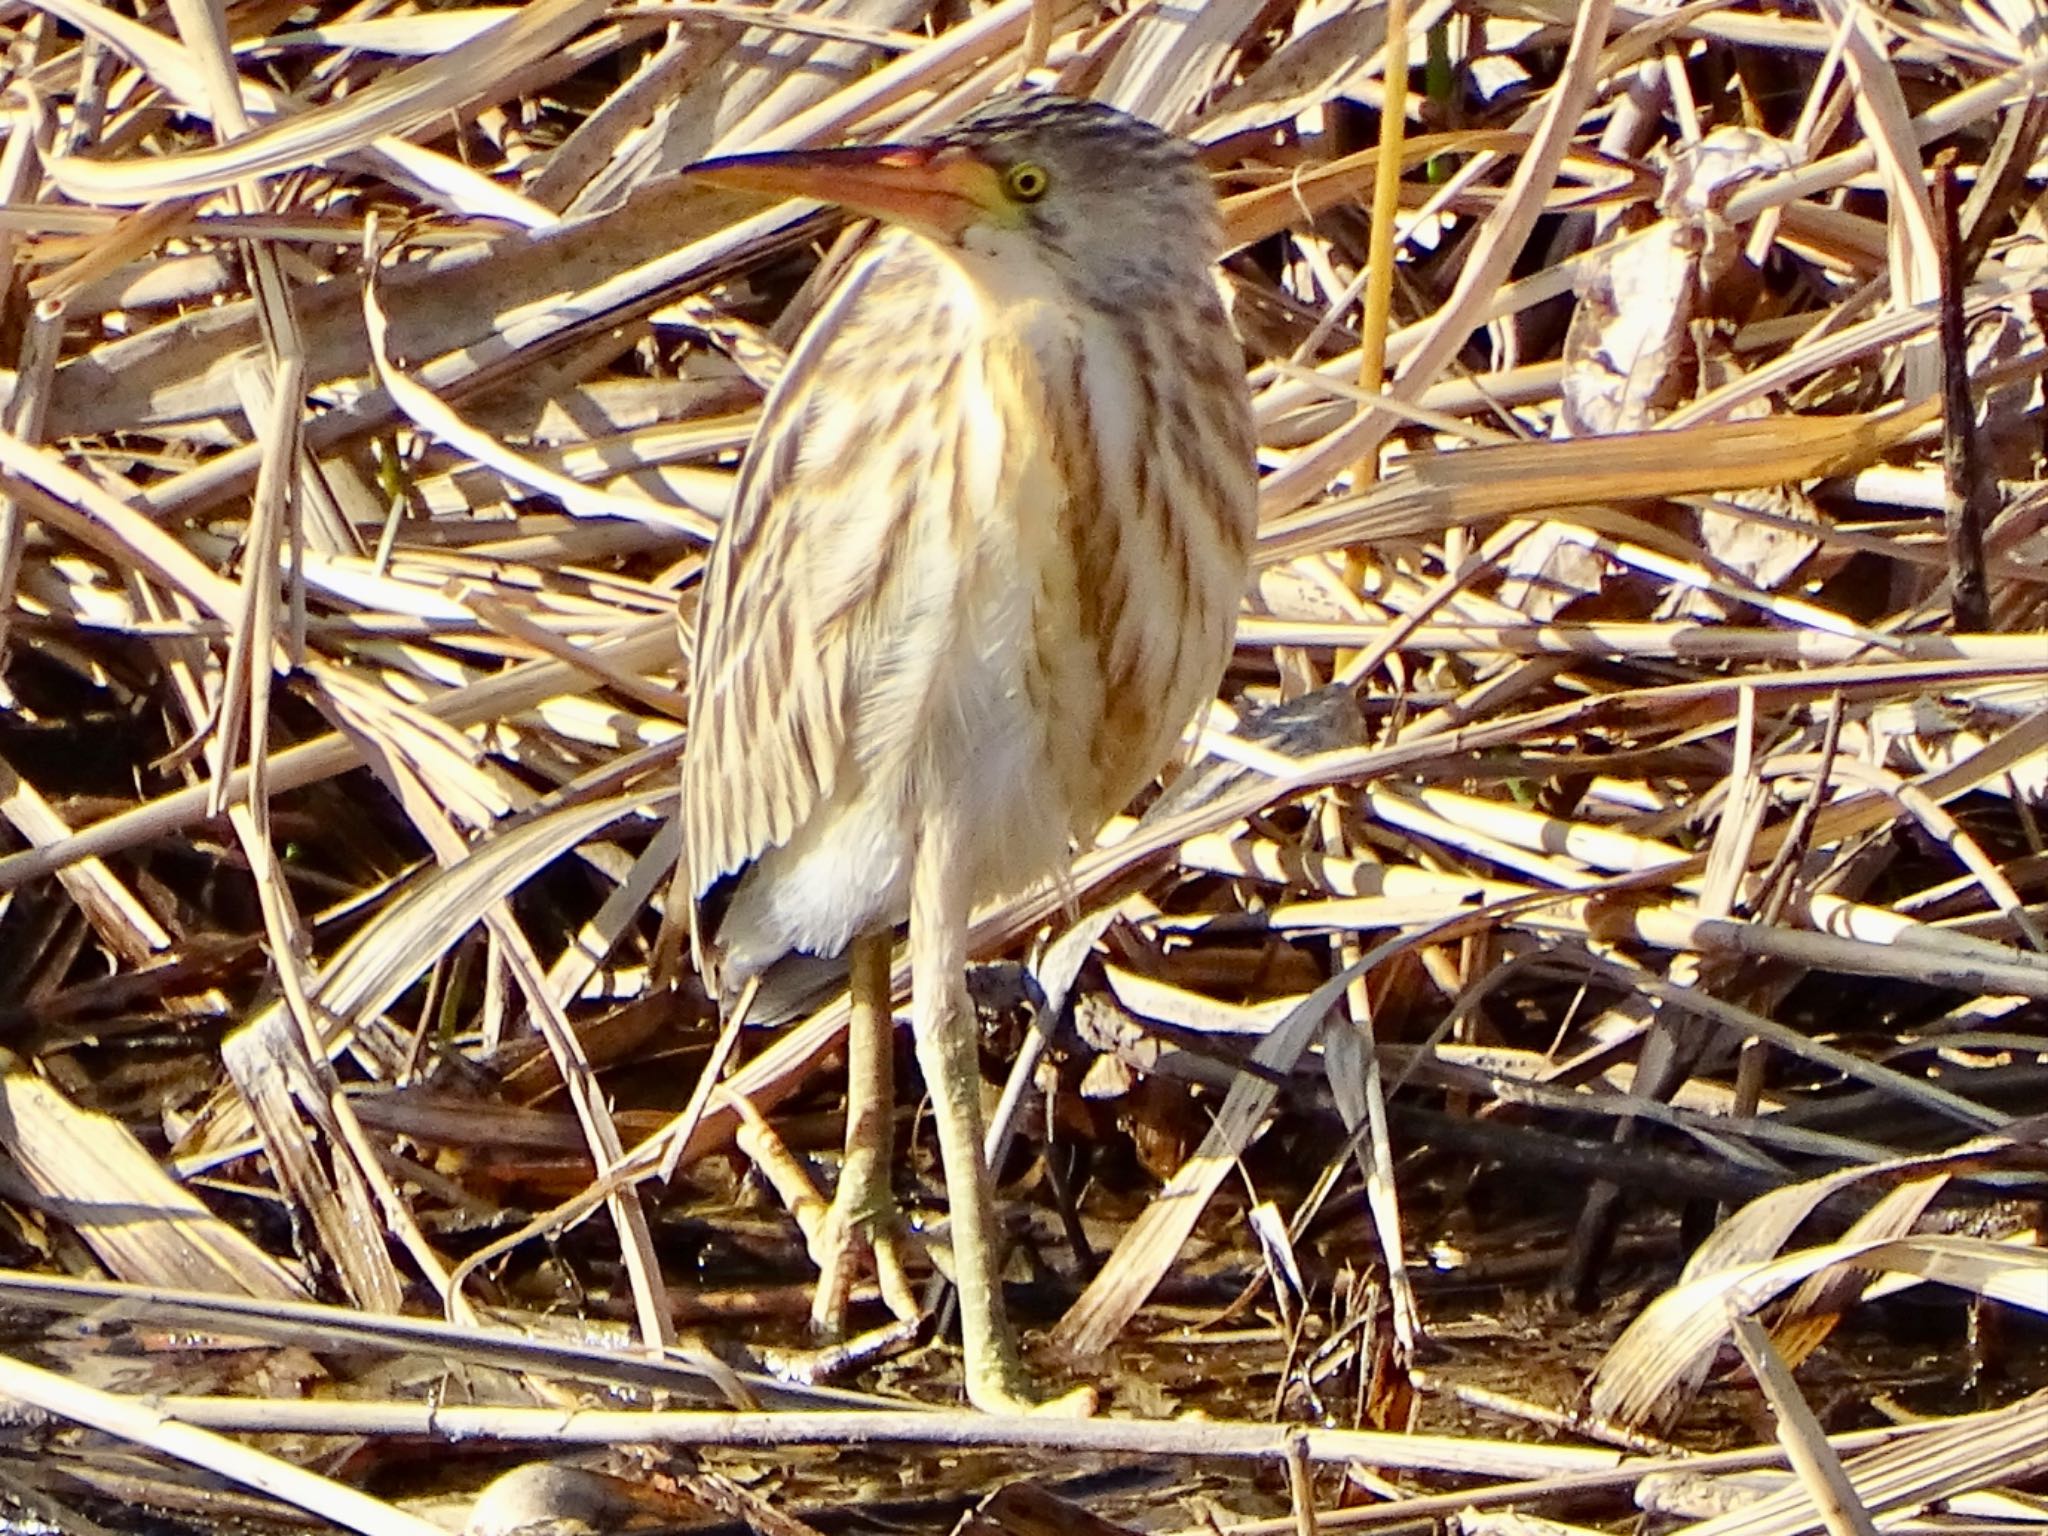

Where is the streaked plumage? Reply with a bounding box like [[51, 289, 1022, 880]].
[[679, 93, 1256, 1411]]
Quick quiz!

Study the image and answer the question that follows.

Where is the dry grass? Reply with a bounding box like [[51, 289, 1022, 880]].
[[1, 3, 2046, 1535]]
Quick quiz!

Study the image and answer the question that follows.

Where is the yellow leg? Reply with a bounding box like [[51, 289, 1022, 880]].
[[811, 931, 919, 1333], [910, 807, 1092, 1415]]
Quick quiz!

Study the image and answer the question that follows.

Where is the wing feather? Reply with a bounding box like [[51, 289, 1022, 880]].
[[680, 239, 934, 975]]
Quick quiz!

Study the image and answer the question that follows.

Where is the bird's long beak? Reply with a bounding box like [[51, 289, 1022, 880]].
[[685, 142, 1002, 243]]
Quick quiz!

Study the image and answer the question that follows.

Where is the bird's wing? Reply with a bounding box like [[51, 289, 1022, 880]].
[[679, 245, 919, 935]]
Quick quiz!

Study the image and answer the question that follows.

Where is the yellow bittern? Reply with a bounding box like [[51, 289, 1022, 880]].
[[679, 93, 1256, 1412]]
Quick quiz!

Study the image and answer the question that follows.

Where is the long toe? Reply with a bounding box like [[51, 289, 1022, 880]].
[[810, 1189, 921, 1336], [963, 1354, 1097, 1417]]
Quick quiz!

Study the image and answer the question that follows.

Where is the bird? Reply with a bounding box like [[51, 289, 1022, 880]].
[[677, 92, 1257, 1413]]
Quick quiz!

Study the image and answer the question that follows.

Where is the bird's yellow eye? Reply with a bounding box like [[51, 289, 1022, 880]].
[[1004, 162, 1050, 202]]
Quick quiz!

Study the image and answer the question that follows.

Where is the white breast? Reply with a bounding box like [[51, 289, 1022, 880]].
[[708, 276, 1080, 981]]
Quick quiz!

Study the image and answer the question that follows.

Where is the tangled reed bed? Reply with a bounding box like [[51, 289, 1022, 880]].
[[0, 3, 2045, 1535]]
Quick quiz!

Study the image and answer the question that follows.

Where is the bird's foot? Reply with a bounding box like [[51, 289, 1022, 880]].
[[810, 1182, 921, 1336], [963, 1354, 1097, 1417]]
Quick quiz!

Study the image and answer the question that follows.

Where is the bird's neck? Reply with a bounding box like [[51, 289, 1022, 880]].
[[912, 228, 1080, 343]]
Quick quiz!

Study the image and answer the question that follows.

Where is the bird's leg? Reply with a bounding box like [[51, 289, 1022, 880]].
[[910, 808, 1092, 1415], [811, 930, 920, 1334]]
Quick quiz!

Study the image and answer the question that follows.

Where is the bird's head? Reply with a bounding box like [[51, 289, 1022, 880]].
[[687, 95, 1222, 308]]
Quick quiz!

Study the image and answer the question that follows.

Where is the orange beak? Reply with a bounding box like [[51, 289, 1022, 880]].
[[685, 141, 1002, 243]]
